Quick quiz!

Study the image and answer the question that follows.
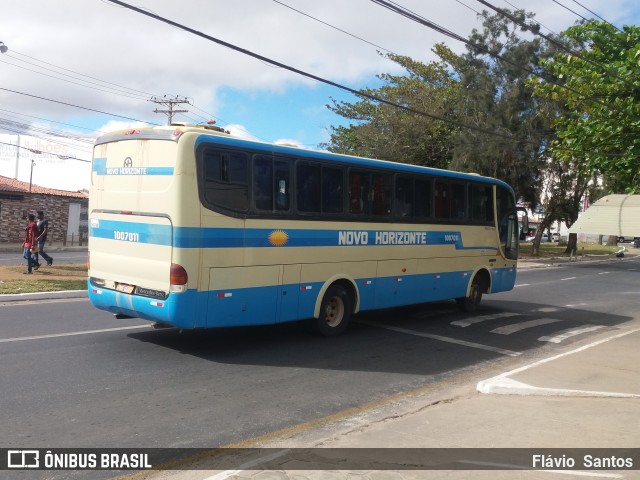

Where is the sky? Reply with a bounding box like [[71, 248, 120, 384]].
[[0, 0, 638, 191]]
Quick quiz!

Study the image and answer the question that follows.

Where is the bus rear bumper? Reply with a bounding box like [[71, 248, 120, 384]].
[[87, 279, 201, 329]]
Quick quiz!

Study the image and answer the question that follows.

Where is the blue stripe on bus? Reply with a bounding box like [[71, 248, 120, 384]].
[[87, 266, 517, 329], [91, 220, 173, 245], [92, 158, 174, 176], [89, 221, 495, 250]]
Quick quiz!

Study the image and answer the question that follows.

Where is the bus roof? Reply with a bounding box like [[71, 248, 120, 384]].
[[94, 124, 513, 191]]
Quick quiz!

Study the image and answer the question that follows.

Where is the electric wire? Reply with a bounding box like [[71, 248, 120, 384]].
[[569, 0, 622, 32], [475, 0, 627, 83], [0, 87, 159, 126], [0, 57, 147, 101], [104, 0, 525, 142], [9, 49, 157, 99], [0, 140, 90, 163], [371, 0, 634, 117], [271, 0, 395, 53]]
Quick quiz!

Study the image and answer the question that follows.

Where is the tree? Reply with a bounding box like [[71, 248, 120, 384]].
[[325, 54, 459, 169], [532, 21, 640, 192], [435, 10, 552, 209]]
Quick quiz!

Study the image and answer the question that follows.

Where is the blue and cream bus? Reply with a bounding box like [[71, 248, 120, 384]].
[[88, 124, 523, 336]]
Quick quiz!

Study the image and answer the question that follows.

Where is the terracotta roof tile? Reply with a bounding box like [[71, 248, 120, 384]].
[[0, 175, 87, 199]]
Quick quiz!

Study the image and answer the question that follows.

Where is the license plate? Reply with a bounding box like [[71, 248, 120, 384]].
[[116, 283, 135, 294]]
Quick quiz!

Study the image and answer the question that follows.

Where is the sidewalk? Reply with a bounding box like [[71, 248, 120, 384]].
[[134, 327, 640, 480]]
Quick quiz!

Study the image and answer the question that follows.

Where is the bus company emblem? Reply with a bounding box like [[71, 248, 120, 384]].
[[268, 230, 289, 247], [123, 157, 133, 168]]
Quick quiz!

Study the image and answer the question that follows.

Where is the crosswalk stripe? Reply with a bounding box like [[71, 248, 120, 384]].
[[539, 325, 604, 343], [491, 318, 561, 335], [451, 312, 519, 328]]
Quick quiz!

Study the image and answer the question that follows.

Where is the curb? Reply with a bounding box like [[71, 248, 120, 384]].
[[0, 290, 87, 303]]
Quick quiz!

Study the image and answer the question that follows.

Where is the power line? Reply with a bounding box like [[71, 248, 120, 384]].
[[550, 0, 589, 23], [502, 0, 558, 36], [0, 107, 105, 135], [0, 86, 159, 125], [0, 140, 91, 163], [568, 0, 623, 33], [271, 0, 395, 53], [0, 56, 147, 101], [9, 49, 158, 99], [103, 0, 523, 142], [371, 0, 633, 117], [0, 116, 94, 146], [474, 0, 628, 83]]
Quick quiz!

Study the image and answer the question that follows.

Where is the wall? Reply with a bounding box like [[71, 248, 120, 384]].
[[0, 193, 88, 243]]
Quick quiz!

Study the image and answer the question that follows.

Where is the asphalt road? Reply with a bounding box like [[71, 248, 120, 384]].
[[1, 257, 639, 478]]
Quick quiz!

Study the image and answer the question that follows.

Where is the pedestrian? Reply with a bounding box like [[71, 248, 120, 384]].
[[22, 213, 40, 274], [35, 210, 53, 266]]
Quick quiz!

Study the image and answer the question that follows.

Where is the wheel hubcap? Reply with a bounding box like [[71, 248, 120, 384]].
[[325, 296, 345, 327]]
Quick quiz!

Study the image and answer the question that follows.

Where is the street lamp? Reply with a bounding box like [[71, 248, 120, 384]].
[[0, 41, 8, 54]]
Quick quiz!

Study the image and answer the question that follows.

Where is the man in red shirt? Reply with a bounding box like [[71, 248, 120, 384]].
[[23, 213, 40, 274]]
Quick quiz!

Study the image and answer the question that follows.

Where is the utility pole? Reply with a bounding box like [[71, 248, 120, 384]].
[[150, 96, 190, 125]]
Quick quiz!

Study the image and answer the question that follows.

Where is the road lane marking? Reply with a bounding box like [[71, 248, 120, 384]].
[[0, 325, 150, 343], [561, 276, 577, 281], [357, 320, 521, 356], [478, 327, 640, 397], [514, 283, 530, 287], [539, 325, 604, 343], [451, 312, 519, 327], [491, 318, 561, 335], [458, 461, 623, 477], [204, 449, 291, 480]]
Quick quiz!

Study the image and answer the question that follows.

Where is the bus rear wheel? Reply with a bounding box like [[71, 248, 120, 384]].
[[310, 285, 352, 337], [456, 277, 483, 313]]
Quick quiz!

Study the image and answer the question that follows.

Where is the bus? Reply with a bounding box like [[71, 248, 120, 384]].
[[87, 124, 523, 336]]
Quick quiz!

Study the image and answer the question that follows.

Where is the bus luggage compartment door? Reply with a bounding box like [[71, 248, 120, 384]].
[[208, 265, 284, 327]]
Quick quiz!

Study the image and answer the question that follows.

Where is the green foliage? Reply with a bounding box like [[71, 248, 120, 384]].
[[532, 22, 640, 192], [325, 54, 459, 169], [324, 10, 554, 209]]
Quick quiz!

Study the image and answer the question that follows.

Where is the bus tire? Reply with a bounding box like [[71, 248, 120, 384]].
[[456, 276, 483, 313], [310, 285, 352, 337]]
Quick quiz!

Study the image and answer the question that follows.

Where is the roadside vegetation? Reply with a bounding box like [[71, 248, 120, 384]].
[[324, 11, 640, 257], [518, 242, 621, 259], [0, 263, 87, 295]]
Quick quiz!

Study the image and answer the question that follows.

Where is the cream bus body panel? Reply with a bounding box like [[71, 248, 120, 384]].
[[88, 132, 204, 326]]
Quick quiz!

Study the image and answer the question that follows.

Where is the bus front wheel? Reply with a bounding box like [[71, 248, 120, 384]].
[[311, 285, 352, 337], [456, 277, 483, 313]]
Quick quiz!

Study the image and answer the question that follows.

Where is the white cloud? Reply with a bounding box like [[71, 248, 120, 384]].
[[1, 0, 636, 189]]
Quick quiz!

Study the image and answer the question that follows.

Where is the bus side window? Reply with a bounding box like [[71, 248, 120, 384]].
[[470, 185, 493, 223], [322, 167, 344, 214], [395, 176, 413, 217], [415, 178, 432, 218], [203, 150, 249, 212], [349, 170, 371, 215], [274, 159, 290, 211], [372, 173, 392, 216], [297, 163, 321, 213], [435, 180, 451, 219], [254, 156, 273, 211], [451, 183, 467, 220]]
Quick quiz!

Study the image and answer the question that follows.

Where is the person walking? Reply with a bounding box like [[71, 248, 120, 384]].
[[35, 210, 53, 266], [23, 213, 40, 274]]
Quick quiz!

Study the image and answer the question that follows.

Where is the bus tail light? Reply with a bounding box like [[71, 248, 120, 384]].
[[170, 263, 188, 293]]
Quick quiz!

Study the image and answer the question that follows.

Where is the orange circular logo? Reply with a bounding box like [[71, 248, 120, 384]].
[[268, 230, 289, 246]]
